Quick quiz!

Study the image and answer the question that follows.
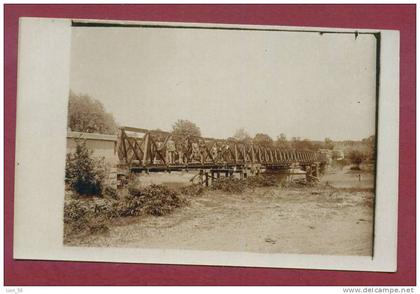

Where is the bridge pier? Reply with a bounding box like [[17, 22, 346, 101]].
[[204, 172, 209, 187], [314, 163, 319, 178], [199, 170, 209, 187], [199, 169, 204, 185], [305, 163, 320, 183]]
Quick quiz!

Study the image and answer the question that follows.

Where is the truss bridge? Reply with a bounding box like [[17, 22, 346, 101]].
[[117, 126, 328, 176]]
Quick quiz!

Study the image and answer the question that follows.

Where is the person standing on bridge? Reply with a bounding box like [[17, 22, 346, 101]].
[[176, 140, 183, 164], [191, 141, 200, 163], [182, 139, 190, 164], [154, 141, 162, 164], [177, 139, 188, 164], [199, 139, 207, 164], [211, 144, 218, 162], [221, 144, 231, 164], [166, 138, 176, 164]]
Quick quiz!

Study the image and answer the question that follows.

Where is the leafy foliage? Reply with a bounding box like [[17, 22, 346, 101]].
[[121, 184, 187, 217], [211, 177, 247, 193], [65, 140, 106, 196], [172, 119, 201, 140], [63, 199, 111, 239], [347, 150, 367, 169], [362, 135, 376, 162], [323, 137, 334, 150], [67, 91, 118, 134], [290, 138, 322, 151], [253, 133, 274, 147], [275, 133, 290, 149], [180, 183, 205, 196], [104, 186, 119, 199], [63, 200, 90, 237], [246, 174, 279, 187], [211, 174, 279, 194], [63, 184, 187, 241], [233, 128, 252, 144]]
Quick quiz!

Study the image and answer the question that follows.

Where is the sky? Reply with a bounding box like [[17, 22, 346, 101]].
[[70, 25, 377, 141]]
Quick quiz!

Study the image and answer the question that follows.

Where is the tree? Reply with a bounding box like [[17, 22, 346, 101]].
[[347, 150, 366, 170], [291, 138, 321, 151], [172, 119, 201, 139], [275, 133, 289, 149], [67, 91, 118, 134], [362, 135, 376, 162], [253, 133, 274, 147], [324, 137, 334, 150], [233, 128, 252, 143]]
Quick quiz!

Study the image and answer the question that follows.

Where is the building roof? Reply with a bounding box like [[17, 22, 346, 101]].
[[67, 131, 116, 142]]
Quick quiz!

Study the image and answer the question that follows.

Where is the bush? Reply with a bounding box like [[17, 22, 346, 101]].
[[65, 140, 106, 196], [63, 200, 89, 235], [347, 150, 367, 170], [63, 201, 86, 222], [246, 174, 278, 188], [211, 174, 279, 193], [120, 184, 187, 217], [180, 183, 205, 196], [63, 200, 111, 239], [63, 184, 188, 242], [104, 186, 118, 199], [211, 178, 247, 193]]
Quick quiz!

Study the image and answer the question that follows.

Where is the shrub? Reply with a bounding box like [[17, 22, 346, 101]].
[[347, 150, 367, 170], [63, 200, 90, 238], [65, 140, 106, 196], [64, 184, 188, 241], [63, 199, 112, 239], [180, 183, 205, 196], [120, 184, 187, 217], [211, 177, 247, 193], [246, 174, 278, 188], [104, 186, 118, 199], [211, 174, 279, 193]]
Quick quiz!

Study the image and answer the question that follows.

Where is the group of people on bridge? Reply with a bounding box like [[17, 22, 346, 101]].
[[118, 127, 325, 168], [153, 138, 232, 165]]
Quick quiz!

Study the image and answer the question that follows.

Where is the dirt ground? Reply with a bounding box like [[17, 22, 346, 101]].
[[66, 167, 374, 256]]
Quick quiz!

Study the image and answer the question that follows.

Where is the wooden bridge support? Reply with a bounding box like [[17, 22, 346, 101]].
[[314, 163, 319, 178], [305, 163, 320, 183]]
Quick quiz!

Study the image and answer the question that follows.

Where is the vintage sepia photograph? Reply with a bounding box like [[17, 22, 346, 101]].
[[63, 21, 378, 256], [7, 1, 413, 285], [11, 16, 400, 272]]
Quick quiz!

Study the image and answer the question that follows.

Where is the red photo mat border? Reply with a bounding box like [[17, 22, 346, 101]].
[[4, 4, 416, 286]]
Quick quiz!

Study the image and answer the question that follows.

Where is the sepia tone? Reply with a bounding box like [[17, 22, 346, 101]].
[[64, 21, 377, 256]]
